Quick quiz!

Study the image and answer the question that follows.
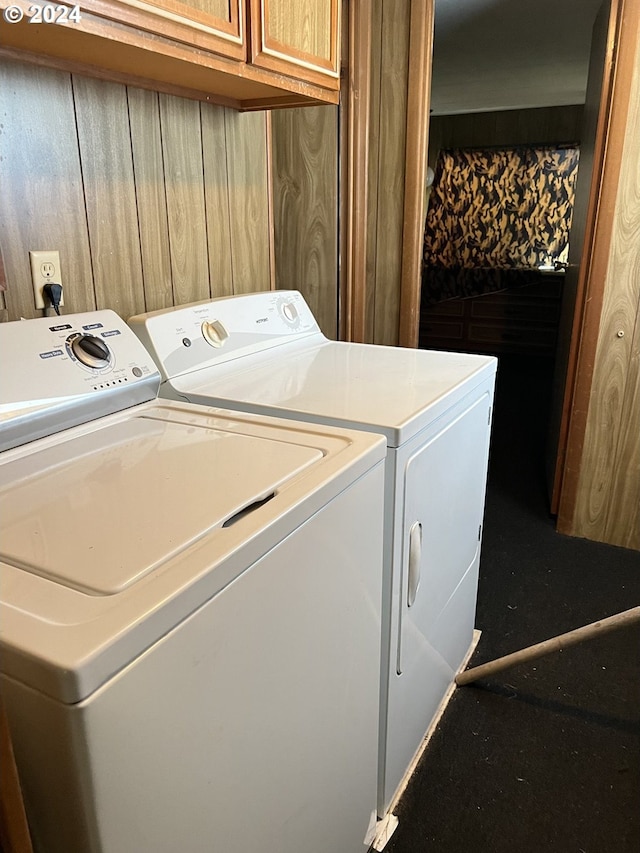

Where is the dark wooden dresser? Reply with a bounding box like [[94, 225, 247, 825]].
[[419, 274, 564, 356]]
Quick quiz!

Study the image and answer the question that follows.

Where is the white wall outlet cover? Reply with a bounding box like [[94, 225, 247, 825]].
[[30, 250, 64, 309]]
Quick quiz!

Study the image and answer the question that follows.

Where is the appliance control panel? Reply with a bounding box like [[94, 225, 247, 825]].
[[129, 291, 324, 381], [0, 310, 161, 451]]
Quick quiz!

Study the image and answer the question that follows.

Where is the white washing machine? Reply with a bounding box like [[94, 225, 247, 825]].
[[129, 291, 498, 817], [0, 310, 386, 853]]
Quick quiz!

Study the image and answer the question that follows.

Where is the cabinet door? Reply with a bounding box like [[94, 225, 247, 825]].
[[249, 0, 340, 89], [84, 0, 246, 60]]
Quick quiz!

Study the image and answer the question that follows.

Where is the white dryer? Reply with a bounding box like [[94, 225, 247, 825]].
[[129, 291, 498, 816], [0, 310, 386, 853]]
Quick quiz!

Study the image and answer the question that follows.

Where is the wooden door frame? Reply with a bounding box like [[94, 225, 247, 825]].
[[555, 0, 639, 529], [340, 0, 433, 344]]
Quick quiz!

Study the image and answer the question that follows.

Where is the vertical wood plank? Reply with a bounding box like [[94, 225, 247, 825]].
[[201, 102, 234, 298], [271, 106, 338, 337], [398, 0, 433, 348], [610, 294, 640, 544], [0, 61, 94, 319], [343, 0, 372, 343], [572, 25, 640, 549], [265, 111, 277, 293], [471, 111, 497, 147], [516, 107, 546, 143], [554, 105, 584, 143], [452, 113, 475, 148], [338, 0, 349, 340], [73, 75, 145, 319], [224, 109, 271, 294], [427, 115, 443, 169], [364, 0, 383, 343], [159, 93, 210, 305], [373, 0, 410, 346], [127, 87, 174, 312], [604, 298, 640, 547]]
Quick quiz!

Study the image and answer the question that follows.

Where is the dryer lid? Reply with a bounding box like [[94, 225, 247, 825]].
[[177, 340, 497, 447]]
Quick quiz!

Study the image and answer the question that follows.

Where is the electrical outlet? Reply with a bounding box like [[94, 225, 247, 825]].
[[30, 250, 64, 310]]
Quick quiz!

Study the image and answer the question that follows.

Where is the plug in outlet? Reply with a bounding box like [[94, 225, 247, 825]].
[[30, 250, 65, 310]]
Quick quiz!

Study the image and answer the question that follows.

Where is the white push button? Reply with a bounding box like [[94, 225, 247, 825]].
[[201, 320, 229, 348]]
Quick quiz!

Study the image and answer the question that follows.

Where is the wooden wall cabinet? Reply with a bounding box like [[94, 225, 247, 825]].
[[249, 0, 340, 89], [0, 0, 341, 109], [85, 0, 247, 62]]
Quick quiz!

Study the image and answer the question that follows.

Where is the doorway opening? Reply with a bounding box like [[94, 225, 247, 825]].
[[419, 0, 607, 516]]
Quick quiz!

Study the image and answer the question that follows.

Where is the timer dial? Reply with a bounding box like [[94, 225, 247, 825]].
[[282, 303, 298, 322], [70, 334, 112, 369]]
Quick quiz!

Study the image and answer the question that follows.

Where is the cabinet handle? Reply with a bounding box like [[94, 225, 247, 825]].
[[407, 521, 422, 607]]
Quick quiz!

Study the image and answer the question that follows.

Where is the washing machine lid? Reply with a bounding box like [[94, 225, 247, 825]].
[[0, 401, 385, 704], [173, 340, 497, 447], [1, 411, 321, 596]]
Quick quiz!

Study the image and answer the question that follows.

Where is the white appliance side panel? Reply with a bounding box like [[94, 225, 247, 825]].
[[381, 379, 494, 813], [2, 464, 384, 853]]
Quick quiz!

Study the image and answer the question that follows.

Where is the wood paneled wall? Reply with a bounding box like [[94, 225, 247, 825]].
[[571, 30, 640, 550], [0, 59, 272, 323], [366, 0, 411, 346], [270, 106, 339, 338], [270, 0, 417, 348], [428, 104, 584, 166]]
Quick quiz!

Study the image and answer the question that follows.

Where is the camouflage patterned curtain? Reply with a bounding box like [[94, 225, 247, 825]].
[[421, 146, 579, 301]]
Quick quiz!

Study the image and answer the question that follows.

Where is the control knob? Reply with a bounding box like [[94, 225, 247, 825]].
[[70, 334, 112, 369], [201, 319, 229, 348], [282, 303, 298, 322]]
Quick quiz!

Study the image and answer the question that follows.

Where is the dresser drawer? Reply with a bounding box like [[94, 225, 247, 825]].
[[419, 319, 464, 340], [470, 297, 561, 324], [468, 322, 558, 351], [419, 275, 564, 356]]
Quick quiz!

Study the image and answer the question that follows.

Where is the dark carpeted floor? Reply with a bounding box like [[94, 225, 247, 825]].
[[385, 354, 640, 853]]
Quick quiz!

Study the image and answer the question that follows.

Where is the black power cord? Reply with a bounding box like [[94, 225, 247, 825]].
[[43, 282, 63, 316]]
